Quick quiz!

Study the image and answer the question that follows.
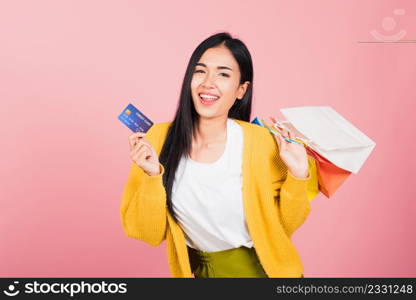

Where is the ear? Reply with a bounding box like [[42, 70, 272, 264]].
[[237, 81, 250, 100]]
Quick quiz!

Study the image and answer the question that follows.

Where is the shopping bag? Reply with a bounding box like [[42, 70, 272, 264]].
[[304, 145, 351, 198], [279, 106, 376, 174]]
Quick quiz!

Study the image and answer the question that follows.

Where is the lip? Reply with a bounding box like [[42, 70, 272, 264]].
[[198, 92, 220, 98], [199, 94, 218, 105]]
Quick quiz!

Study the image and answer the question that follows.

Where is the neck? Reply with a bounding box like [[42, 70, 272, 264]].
[[193, 116, 228, 146]]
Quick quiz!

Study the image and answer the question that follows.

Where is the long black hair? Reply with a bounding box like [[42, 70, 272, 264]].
[[159, 32, 254, 223]]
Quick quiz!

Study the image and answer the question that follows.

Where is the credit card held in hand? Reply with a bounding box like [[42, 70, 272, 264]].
[[118, 103, 154, 133]]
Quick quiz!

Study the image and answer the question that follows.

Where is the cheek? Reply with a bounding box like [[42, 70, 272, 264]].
[[191, 76, 203, 90], [218, 81, 238, 98]]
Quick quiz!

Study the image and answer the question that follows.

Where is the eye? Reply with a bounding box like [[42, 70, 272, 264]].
[[220, 73, 230, 77], [194, 69, 205, 73]]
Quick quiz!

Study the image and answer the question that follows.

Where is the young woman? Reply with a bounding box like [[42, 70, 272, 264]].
[[120, 32, 318, 278]]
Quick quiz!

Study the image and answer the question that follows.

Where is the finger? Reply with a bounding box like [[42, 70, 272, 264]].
[[136, 140, 153, 153], [275, 133, 287, 150], [138, 139, 152, 149], [269, 116, 283, 130], [139, 145, 152, 159], [135, 144, 152, 158], [130, 137, 152, 151], [132, 147, 150, 162], [277, 134, 287, 151], [284, 128, 292, 139], [133, 131, 147, 137], [269, 116, 277, 124], [129, 137, 135, 149], [129, 138, 141, 150], [128, 132, 146, 146], [129, 131, 146, 142], [130, 143, 147, 157], [280, 128, 289, 138], [274, 123, 284, 131], [274, 133, 281, 148], [269, 117, 285, 130], [133, 146, 147, 158], [129, 138, 143, 150]]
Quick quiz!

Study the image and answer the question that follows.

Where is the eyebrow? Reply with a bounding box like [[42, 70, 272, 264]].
[[196, 62, 233, 72]]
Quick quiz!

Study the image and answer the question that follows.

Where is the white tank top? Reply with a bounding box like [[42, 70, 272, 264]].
[[171, 118, 254, 252]]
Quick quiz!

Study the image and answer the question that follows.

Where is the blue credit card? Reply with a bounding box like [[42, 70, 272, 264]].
[[118, 103, 154, 133]]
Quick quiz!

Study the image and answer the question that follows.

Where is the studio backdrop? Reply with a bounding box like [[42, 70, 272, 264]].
[[1, 0, 415, 277]]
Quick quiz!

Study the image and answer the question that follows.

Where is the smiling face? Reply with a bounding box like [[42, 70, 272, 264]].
[[191, 44, 250, 120]]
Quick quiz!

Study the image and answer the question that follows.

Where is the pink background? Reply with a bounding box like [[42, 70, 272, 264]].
[[1, 0, 415, 277]]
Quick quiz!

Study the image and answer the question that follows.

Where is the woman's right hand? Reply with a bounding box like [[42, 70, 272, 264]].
[[128, 131, 161, 176]]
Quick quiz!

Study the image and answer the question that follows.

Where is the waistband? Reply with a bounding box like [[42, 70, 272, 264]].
[[187, 245, 257, 263]]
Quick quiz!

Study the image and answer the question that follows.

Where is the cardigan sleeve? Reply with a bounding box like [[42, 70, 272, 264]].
[[264, 130, 318, 237], [119, 125, 167, 247]]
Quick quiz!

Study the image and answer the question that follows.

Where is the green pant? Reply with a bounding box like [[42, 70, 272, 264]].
[[187, 245, 268, 278]]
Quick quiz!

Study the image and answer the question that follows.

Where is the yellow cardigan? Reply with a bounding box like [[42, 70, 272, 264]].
[[120, 118, 319, 278]]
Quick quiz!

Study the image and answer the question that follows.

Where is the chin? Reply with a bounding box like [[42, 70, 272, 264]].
[[195, 110, 217, 119], [194, 106, 217, 118]]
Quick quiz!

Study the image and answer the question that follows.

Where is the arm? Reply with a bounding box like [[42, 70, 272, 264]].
[[265, 130, 318, 237], [119, 125, 167, 246]]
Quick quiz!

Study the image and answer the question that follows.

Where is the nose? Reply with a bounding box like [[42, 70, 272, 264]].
[[201, 72, 216, 88]]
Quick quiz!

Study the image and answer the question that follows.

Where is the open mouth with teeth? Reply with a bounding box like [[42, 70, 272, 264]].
[[198, 93, 220, 105]]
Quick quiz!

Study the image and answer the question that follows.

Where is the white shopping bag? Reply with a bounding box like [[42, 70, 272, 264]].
[[279, 106, 376, 174]]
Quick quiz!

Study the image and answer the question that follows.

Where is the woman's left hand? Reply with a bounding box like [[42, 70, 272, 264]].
[[274, 128, 309, 179]]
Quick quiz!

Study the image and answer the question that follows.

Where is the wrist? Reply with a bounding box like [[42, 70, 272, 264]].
[[146, 170, 160, 177], [145, 164, 162, 177], [288, 168, 309, 179]]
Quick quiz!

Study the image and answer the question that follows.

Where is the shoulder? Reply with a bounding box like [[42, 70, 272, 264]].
[[233, 118, 270, 137], [147, 121, 172, 134], [148, 121, 172, 134], [234, 119, 276, 147]]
